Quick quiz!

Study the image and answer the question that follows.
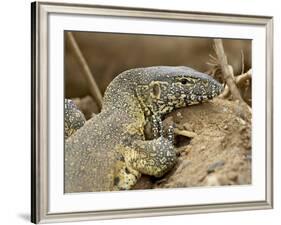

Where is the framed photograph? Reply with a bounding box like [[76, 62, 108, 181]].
[[31, 1, 273, 223]]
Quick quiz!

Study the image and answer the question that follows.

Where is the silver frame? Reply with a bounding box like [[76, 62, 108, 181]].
[[31, 1, 274, 223]]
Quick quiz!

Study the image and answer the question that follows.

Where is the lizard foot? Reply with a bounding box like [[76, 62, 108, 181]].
[[120, 137, 177, 178], [113, 161, 141, 190]]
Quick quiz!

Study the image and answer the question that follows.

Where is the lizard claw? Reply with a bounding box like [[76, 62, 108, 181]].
[[151, 115, 159, 138], [158, 119, 164, 137], [167, 124, 175, 144], [151, 115, 164, 138]]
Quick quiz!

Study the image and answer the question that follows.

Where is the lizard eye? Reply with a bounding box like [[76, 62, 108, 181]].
[[181, 78, 188, 85]]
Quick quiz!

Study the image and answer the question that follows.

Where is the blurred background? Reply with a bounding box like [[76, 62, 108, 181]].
[[64, 31, 251, 117]]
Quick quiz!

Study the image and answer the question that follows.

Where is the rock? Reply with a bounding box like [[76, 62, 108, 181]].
[[207, 160, 225, 173], [204, 174, 221, 186], [132, 175, 153, 190], [227, 171, 238, 181], [183, 122, 193, 131], [176, 112, 183, 119]]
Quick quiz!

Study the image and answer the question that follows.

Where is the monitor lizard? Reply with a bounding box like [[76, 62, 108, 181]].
[[65, 66, 223, 192]]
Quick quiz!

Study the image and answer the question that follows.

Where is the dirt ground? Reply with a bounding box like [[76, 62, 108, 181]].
[[133, 98, 252, 189], [75, 96, 252, 190]]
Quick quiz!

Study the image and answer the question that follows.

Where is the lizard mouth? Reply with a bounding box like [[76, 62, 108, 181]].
[[184, 81, 224, 105], [184, 95, 208, 105], [184, 92, 221, 105]]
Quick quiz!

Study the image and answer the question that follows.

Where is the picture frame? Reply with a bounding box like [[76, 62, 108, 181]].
[[31, 1, 273, 223]]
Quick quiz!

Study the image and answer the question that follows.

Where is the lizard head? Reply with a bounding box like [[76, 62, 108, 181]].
[[135, 66, 223, 117]]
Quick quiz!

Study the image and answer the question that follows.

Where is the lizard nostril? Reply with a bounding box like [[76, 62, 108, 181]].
[[125, 168, 130, 174], [197, 96, 203, 102]]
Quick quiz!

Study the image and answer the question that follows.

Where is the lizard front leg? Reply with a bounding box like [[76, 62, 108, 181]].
[[151, 114, 164, 138], [144, 114, 163, 140], [144, 115, 175, 144], [119, 137, 177, 178], [113, 118, 176, 190], [167, 124, 175, 144]]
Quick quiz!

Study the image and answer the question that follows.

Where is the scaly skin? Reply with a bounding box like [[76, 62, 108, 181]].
[[65, 66, 223, 193], [64, 99, 86, 139]]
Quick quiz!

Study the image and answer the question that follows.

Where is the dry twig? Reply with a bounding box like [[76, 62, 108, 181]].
[[236, 69, 252, 85], [174, 128, 197, 138], [213, 39, 243, 102], [219, 69, 252, 99], [212, 39, 252, 116], [67, 32, 103, 111], [240, 50, 245, 74]]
